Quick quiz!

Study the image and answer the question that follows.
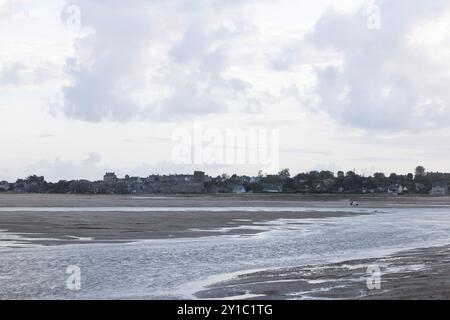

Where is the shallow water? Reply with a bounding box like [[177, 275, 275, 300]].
[[0, 206, 370, 212], [1, 207, 450, 299]]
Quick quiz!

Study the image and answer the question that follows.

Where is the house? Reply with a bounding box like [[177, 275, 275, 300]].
[[125, 176, 143, 184], [250, 176, 261, 183], [124, 176, 145, 193], [103, 172, 118, 183], [0, 181, 10, 191], [362, 186, 376, 194], [314, 182, 327, 192], [208, 184, 225, 193], [194, 171, 206, 182], [232, 184, 246, 194], [415, 183, 426, 193], [376, 186, 387, 193], [430, 182, 449, 196], [314, 179, 335, 192], [323, 178, 336, 188], [262, 184, 282, 193], [388, 184, 407, 195]]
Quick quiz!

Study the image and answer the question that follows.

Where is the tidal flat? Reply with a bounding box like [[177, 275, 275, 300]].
[[1, 193, 450, 299]]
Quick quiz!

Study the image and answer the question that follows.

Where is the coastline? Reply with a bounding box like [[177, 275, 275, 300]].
[[1, 193, 450, 300], [0, 209, 366, 246], [0, 193, 449, 246], [194, 244, 450, 300]]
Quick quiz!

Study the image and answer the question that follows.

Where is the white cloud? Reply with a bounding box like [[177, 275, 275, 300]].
[[60, 0, 259, 122], [2, 0, 450, 180], [305, 0, 450, 130], [0, 62, 59, 86], [0, 63, 25, 85], [0, 0, 29, 21]]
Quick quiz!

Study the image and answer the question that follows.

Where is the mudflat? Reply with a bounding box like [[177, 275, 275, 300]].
[[195, 245, 450, 300], [1, 193, 450, 300], [1, 193, 450, 246], [0, 193, 371, 245], [1, 193, 450, 207]]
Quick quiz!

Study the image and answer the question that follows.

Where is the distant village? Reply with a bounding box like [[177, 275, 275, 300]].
[[0, 166, 449, 196]]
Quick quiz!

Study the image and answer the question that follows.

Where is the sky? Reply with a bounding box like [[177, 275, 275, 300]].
[[1, 0, 450, 182]]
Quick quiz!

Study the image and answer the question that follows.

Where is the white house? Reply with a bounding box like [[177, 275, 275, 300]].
[[232, 184, 246, 194], [262, 184, 282, 193], [388, 184, 407, 195]]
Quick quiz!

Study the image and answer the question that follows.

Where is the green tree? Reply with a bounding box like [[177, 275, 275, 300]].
[[278, 168, 290, 178], [415, 166, 426, 178], [373, 172, 386, 180]]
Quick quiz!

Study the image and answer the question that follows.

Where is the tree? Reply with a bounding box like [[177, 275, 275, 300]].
[[319, 171, 334, 179], [389, 173, 398, 180], [26, 175, 45, 184], [278, 168, 290, 178], [415, 166, 426, 178], [346, 171, 356, 177], [373, 172, 386, 181]]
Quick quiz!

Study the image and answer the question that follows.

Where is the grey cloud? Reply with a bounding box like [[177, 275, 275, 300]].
[[307, 0, 450, 130], [61, 0, 156, 122], [60, 0, 254, 122], [162, 16, 252, 117]]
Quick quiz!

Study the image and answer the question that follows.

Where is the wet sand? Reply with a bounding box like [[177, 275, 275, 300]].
[[0, 194, 369, 246], [195, 245, 450, 300], [1, 193, 449, 246], [1, 193, 450, 299], [0, 210, 365, 245], [2, 193, 450, 208]]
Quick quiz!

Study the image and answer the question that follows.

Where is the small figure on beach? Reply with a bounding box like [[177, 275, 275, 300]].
[[350, 200, 359, 207]]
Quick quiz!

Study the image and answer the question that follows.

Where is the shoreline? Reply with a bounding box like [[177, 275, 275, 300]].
[[194, 244, 450, 300], [2, 193, 450, 207], [0, 209, 366, 246], [1, 193, 449, 247], [0, 193, 377, 247], [1, 193, 450, 300]]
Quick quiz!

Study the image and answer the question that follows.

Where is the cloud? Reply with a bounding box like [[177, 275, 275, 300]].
[[26, 157, 108, 182], [0, 62, 59, 86], [0, 0, 29, 21], [60, 0, 255, 122], [82, 152, 102, 166], [0, 63, 25, 85], [305, 0, 450, 130], [270, 45, 303, 71]]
